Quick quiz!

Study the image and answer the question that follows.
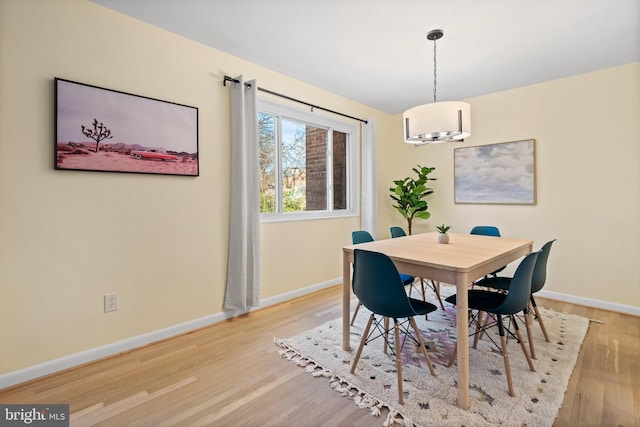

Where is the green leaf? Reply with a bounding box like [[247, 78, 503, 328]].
[[389, 164, 436, 229]]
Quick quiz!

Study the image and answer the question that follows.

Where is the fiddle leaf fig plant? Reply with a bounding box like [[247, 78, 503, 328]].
[[389, 165, 436, 235]]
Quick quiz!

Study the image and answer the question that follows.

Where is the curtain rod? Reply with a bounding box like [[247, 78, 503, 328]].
[[223, 76, 368, 124]]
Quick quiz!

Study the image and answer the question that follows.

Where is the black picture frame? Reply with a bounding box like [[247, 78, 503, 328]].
[[55, 78, 199, 176]]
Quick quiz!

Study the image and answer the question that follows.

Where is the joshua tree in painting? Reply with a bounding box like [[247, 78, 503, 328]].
[[81, 118, 113, 153]]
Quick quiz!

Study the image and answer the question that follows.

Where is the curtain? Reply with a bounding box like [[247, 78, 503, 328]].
[[360, 118, 378, 238], [224, 76, 260, 311]]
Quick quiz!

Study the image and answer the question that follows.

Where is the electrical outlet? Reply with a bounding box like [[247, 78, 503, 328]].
[[104, 292, 119, 313]]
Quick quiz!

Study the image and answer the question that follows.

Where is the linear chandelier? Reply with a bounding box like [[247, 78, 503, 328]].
[[403, 29, 471, 145]]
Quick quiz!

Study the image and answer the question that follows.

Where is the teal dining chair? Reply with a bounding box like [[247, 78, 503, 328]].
[[389, 226, 445, 310], [470, 225, 507, 278], [389, 226, 406, 238], [470, 225, 501, 237], [350, 230, 418, 325], [473, 240, 556, 359], [445, 250, 540, 397], [350, 249, 437, 405]]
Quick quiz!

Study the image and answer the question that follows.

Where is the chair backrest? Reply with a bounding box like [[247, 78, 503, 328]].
[[492, 250, 540, 315], [390, 226, 407, 238], [352, 230, 374, 244], [531, 239, 556, 294], [470, 225, 506, 275], [352, 249, 416, 319], [470, 225, 501, 237]]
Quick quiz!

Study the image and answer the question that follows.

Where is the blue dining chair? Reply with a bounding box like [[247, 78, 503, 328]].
[[470, 225, 501, 237], [473, 240, 556, 359], [470, 225, 507, 281], [389, 226, 445, 310], [389, 226, 406, 238], [349, 249, 437, 405], [445, 250, 540, 397], [350, 230, 418, 325]]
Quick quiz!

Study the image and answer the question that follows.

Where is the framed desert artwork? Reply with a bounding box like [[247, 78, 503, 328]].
[[55, 78, 199, 176], [454, 139, 536, 205]]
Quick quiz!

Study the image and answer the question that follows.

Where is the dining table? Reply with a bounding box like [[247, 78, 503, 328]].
[[342, 231, 533, 410]]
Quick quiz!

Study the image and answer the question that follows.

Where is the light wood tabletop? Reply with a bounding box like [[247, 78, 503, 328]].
[[342, 231, 533, 410]]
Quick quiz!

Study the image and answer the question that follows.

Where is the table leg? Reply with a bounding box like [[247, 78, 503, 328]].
[[342, 251, 351, 351], [456, 283, 470, 410]]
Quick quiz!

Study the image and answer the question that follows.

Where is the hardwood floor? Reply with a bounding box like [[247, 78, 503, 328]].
[[1, 285, 638, 426]]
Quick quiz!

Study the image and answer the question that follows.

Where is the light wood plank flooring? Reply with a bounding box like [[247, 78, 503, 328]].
[[1, 285, 638, 426]]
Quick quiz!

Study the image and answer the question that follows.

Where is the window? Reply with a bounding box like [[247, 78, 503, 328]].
[[258, 99, 359, 221]]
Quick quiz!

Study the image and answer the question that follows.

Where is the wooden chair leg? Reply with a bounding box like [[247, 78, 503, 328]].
[[413, 279, 428, 320], [473, 311, 484, 349], [531, 296, 550, 342], [475, 310, 494, 346], [511, 315, 536, 372], [523, 306, 537, 359], [409, 317, 436, 376], [384, 317, 390, 354], [350, 314, 374, 374], [350, 302, 362, 326], [430, 280, 446, 311], [447, 342, 457, 367], [393, 320, 404, 405], [497, 316, 516, 397]]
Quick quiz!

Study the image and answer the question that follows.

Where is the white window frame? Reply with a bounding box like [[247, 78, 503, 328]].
[[258, 98, 360, 223]]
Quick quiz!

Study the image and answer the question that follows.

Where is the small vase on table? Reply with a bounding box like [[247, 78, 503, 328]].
[[436, 224, 451, 244]]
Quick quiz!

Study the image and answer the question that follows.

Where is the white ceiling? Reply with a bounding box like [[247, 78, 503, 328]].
[[91, 0, 639, 114]]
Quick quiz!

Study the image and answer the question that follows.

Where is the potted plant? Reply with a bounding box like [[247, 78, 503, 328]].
[[436, 224, 451, 244], [389, 165, 436, 235]]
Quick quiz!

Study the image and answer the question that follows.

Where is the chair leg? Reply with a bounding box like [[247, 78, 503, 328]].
[[429, 280, 446, 311], [497, 315, 516, 397], [447, 342, 457, 367], [531, 296, 550, 342], [415, 279, 429, 320], [474, 310, 494, 348], [350, 302, 362, 326], [384, 317, 390, 354], [350, 314, 375, 374], [473, 311, 485, 349], [409, 317, 436, 376], [523, 306, 537, 359], [511, 315, 536, 372], [393, 319, 405, 405]]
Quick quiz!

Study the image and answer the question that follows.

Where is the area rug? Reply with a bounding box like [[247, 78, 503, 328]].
[[275, 285, 589, 426]]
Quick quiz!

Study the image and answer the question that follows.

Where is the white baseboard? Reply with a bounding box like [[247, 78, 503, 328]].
[[538, 290, 640, 316], [0, 278, 341, 390]]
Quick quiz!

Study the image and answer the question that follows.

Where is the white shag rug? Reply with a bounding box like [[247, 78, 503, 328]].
[[275, 285, 589, 427]]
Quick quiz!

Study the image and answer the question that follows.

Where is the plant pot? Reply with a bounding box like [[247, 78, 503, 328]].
[[438, 233, 449, 244]]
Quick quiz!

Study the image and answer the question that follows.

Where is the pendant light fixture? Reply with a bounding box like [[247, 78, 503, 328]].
[[403, 29, 471, 144]]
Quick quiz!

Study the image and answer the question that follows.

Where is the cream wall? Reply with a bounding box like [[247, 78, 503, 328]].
[[0, 0, 388, 377], [378, 63, 640, 309], [1, 0, 637, 383]]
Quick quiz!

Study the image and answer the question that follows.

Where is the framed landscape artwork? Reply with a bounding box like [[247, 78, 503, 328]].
[[454, 139, 536, 205], [55, 78, 199, 176]]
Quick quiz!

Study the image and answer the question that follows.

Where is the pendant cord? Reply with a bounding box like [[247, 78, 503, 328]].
[[433, 37, 438, 103]]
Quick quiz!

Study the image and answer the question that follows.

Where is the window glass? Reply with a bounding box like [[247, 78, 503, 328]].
[[258, 112, 276, 213], [332, 130, 347, 210], [258, 100, 359, 221]]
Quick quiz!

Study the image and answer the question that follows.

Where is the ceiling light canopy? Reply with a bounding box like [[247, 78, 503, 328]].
[[403, 29, 471, 145]]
